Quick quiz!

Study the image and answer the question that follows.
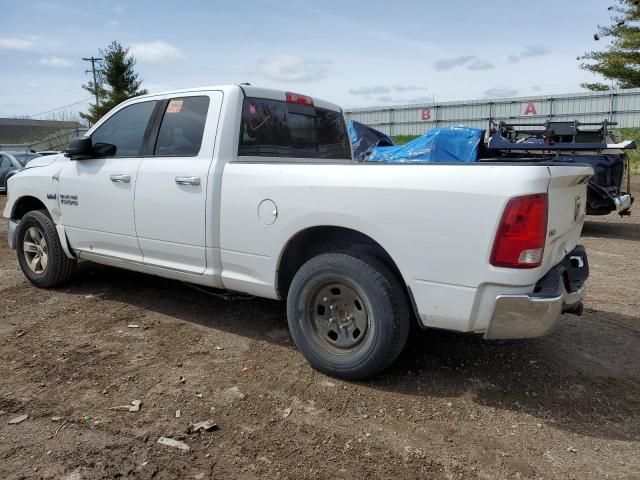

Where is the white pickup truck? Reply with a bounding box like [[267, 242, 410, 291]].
[[3, 85, 592, 379]]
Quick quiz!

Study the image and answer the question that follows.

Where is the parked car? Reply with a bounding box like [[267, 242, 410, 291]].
[[36, 150, 62, 156], [0, 151, 41, 193], [3, 85, 591, 379]]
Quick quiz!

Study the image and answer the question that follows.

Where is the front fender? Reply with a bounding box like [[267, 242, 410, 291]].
[[4, 169, 61, 223]]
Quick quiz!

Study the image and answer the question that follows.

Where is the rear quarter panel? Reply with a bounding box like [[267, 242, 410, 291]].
[[219, 163, 558, 320]]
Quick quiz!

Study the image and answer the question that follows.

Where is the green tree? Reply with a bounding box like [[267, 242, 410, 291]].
[[80, 41, 147, 124], [579, 0, 640, 91]]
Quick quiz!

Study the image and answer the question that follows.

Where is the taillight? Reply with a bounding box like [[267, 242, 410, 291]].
[[286, 92, 314, 106], [490, 193, 547, 269]]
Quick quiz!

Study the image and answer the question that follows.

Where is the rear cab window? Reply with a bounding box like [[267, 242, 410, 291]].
[[238, 97, 351, 160]]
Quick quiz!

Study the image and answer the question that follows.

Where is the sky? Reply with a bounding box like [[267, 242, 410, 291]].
[[0, 0, 615, 120]]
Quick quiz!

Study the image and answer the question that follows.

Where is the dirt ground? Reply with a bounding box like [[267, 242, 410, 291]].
[[0, 179, 639, 480]]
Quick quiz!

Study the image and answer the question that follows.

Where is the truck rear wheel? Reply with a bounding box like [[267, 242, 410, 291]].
[[286, 252, 410, 380], [15, 210, 76, 288]]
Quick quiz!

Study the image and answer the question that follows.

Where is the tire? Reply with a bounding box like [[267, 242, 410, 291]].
[[286, 252, 410, 380], [15, 210, 76, 288]]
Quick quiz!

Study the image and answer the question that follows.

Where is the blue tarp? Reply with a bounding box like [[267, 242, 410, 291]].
[[367, 126, 484, 163], [347, 120, 395, 162]]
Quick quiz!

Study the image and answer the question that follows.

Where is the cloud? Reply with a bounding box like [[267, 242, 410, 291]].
[[130, 41, 183, 63], [145, 83, 175, 93], [108, 20, 120, 27], [521, 44, 550, 58], [350, 85, 391, 95], [376, 96, 395, 103], [433, 55, 475, 71], [409, 96, 432, 104], [532, 85, 542, 92], [393, 85, 428, 92], [484, 86, 518, 98], [467, 59, 495, 71], [0, 36, 36, 50], [257, 55, 330, 82], [508, 45, 550, 63], [38, 56, 73, 67], [434, 56, 494, 71], [350, 85, 428, 96]]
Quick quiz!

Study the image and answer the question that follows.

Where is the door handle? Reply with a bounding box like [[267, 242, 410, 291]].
[[175, 176, 201, 186], [110, 174, 131, 183]]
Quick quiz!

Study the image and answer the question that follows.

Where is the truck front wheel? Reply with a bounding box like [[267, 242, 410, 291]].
[[15, 210, 76, 288], [286, 252, 410, 380]]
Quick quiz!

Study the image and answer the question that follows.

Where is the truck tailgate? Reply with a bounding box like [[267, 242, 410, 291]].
[[542, 165, 593, 272]]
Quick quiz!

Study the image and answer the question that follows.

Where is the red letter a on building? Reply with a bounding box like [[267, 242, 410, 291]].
[[523, 102, 537, 116]]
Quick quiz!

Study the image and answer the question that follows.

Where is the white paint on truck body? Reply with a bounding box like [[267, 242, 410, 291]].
[[3, 84, 593, 336]]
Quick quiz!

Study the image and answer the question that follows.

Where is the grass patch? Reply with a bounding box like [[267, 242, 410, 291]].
[[391, 135, 418, 145], [616, 128, 640, 175]]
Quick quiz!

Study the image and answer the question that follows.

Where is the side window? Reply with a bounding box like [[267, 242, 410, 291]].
[[91, 101, 157, 157], [238, 97, 351, 160], [154, 96, 210, 156], [0, 156, 11, 168]]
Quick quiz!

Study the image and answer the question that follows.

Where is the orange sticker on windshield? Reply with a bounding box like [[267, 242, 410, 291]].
[[166, 99, 183, 113]]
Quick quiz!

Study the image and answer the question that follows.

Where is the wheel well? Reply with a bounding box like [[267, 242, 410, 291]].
[[277, 226, 407, 300], [11, 196, 48, 220]]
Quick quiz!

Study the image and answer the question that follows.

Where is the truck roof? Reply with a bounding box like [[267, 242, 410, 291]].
[[134, 84, 343, 113]]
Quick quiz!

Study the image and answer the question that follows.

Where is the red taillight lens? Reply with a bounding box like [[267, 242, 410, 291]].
[[490, 193, 547, 269], [286, 91, 314, 106]]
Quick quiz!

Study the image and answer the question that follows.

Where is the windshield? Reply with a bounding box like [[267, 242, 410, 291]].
[[12, 153, 42, 167]]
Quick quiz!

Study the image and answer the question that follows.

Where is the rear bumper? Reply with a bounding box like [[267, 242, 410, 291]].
[[613, 193, 633, 214], [7, 219, 18, 250], [484, 246, 588, 340]]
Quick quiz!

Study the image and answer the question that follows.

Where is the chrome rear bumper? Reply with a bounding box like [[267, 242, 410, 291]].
[[485, 246, 588, 340], [484, 284, 585, 340], [8, 219, 18, 250], [613, 193, 632, 214]]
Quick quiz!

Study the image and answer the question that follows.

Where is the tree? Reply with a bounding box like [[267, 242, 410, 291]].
[[80, 41, 147, 124], [579, 0, 640, 91]]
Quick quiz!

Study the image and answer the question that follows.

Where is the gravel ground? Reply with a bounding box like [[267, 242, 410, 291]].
[[0, 178, 639, 479]]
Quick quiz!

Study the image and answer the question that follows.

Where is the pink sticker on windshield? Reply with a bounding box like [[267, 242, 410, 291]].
[[249, 105, 257, 114]]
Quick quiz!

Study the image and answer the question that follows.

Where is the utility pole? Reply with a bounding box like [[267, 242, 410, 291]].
[[82, 56, 102, 107]]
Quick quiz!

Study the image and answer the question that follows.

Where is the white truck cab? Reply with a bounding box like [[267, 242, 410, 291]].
[[3, 85, 592, 379]]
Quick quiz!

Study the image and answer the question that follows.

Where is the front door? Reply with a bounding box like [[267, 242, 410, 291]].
[[134, 92, 222, 274], [58, 99, 158, 262]]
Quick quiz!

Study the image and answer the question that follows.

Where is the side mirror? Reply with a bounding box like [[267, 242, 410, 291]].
[[93, 142, 117, 157], [65, 137, 93, 160]]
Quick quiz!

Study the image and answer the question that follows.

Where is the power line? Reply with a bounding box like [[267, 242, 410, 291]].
[[23, 97, 93, 118]]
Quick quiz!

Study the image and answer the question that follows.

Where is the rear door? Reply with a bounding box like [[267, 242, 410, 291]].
[[134, 91, 223, 274]]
